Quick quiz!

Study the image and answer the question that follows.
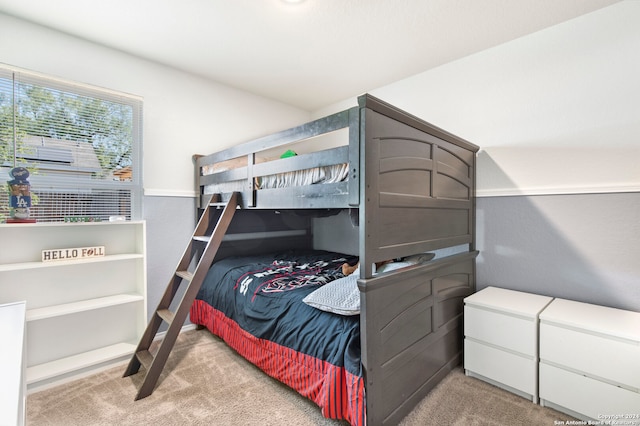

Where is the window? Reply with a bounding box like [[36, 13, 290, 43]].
[[0, 65, 142, 222]]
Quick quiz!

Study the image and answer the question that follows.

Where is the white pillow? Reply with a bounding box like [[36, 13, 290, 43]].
[[375, 252, 435, 274], [303, 253, 435, 316], [404, 252, 436, 264], [303, 271, 360, 316], [375, 261, 414, 274]]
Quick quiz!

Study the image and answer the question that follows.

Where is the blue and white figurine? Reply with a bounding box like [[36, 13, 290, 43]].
[[8, 167, 32, 220]]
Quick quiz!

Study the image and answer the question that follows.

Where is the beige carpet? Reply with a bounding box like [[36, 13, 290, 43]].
[[27, 329, 574, 425]]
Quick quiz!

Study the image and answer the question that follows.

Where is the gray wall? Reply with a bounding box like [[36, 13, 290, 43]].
[[477, 192, 640, 312], [142, 191, 640, 323], [143, 196, 196, 323], [313, 210, 359, 255]]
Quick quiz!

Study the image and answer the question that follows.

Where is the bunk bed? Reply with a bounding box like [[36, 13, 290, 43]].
[[189, 94, 479, 425]]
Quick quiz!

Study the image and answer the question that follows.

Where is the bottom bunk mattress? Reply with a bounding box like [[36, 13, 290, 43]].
[[189, 249, 365, 426]]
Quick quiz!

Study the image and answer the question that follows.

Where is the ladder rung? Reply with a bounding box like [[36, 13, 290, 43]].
[[136, 350, 154, 371], [156, 309, 175, 325], [193, 236, 210, 243], [176, 270, 193, 281], [209, 202, 240, 210]]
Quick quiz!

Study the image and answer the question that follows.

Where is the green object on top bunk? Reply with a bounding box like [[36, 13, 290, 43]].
[[280, 149, 297, 158]]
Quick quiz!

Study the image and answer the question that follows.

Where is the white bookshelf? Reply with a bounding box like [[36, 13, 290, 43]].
[[0, 221, 147, 392]]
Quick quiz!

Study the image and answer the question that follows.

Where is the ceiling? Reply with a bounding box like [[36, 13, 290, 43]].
[[0, 0, 620, 111]]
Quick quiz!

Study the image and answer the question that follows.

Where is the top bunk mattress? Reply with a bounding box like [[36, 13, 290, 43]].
[[203, 160, 349, 193]]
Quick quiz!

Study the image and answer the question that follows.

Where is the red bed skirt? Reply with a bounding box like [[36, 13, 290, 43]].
[[190, 299, 366, 426]]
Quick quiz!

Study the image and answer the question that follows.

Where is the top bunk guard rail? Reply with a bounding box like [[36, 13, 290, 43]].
[[197, 109, 352, 165], [199, 146, 349, 188], [195, 106, 358, 210]]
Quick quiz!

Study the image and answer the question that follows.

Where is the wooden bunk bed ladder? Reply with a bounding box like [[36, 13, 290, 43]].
[[123, 192, 240, 400]]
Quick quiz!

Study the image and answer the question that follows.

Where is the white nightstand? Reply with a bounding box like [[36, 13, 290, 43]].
[[464, 286, 553, 402], [539, 298, 640, 422]]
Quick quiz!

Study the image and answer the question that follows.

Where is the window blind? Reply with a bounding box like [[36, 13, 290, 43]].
[[0, 65, 143, 222]]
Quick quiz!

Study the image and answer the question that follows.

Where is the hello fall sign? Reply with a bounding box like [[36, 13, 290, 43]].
[[42, 246, 105, 262]]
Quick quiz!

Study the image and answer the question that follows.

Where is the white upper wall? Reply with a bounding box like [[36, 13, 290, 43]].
[[3, 2, 638, 198], [316, 1, 640, 197], [0, 13, 311, 197]]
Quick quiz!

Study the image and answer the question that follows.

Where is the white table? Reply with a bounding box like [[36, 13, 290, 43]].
[[0, 301, 27, 426]]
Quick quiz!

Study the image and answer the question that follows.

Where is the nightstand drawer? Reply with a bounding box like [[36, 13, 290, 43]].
[[540, 323, 640, 390], [465, 305, 536, 355], [540, 363, 640, 419], [465, 338, 536, 396]]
